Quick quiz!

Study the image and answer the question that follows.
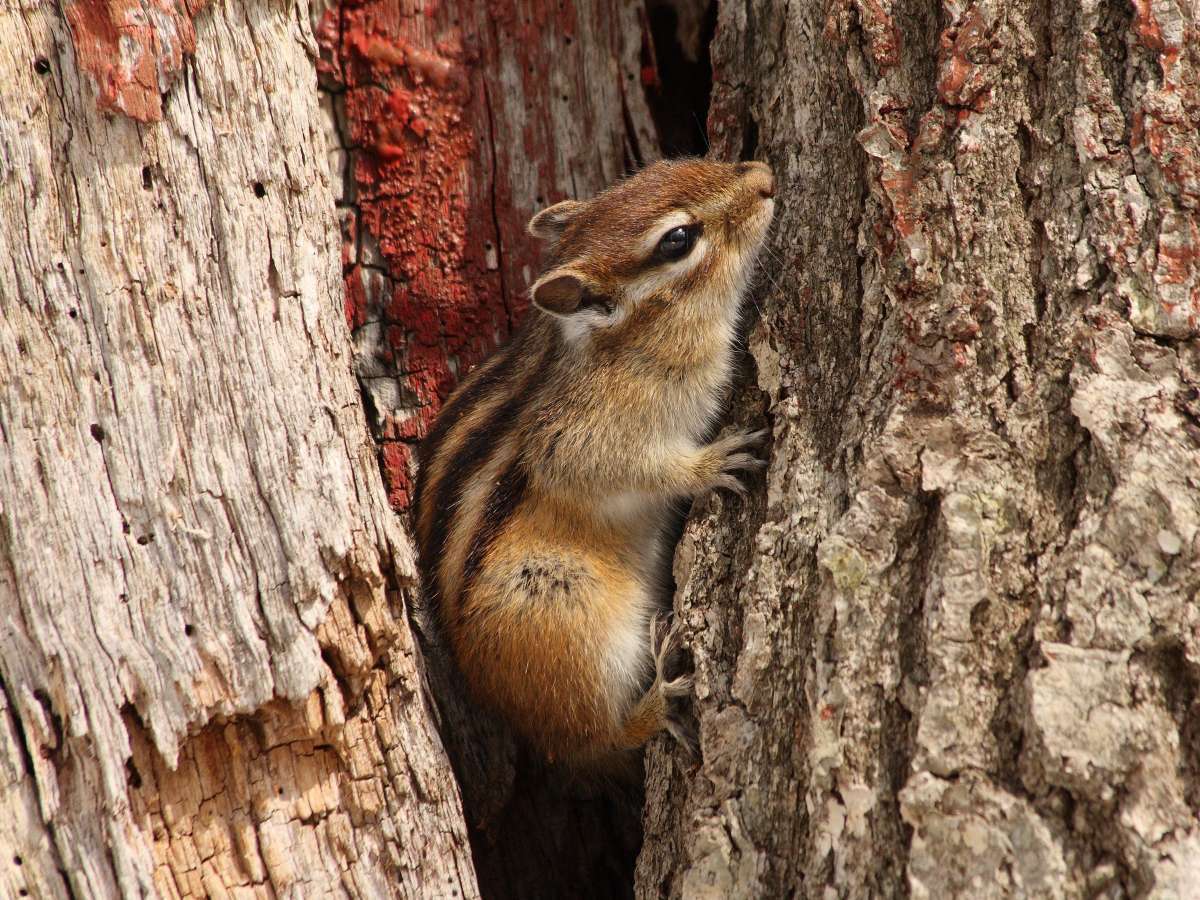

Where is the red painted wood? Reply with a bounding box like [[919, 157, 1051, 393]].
[[65, 0, 209, 122], [318, 0, 649, 508]]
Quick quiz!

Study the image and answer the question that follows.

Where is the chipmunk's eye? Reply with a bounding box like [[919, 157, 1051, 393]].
[[656, 224, 700, 261]]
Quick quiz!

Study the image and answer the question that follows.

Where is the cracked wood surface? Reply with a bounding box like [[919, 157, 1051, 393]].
[[0, 2, 476, 897], [638, 0, 1200, 897]]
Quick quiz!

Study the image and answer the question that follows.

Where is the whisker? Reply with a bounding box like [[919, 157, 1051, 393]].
[[693, 112, 711, 157], [760, 243, 787, 269]]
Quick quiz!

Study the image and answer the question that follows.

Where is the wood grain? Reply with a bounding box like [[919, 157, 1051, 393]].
[[0, 2, 475, 896]]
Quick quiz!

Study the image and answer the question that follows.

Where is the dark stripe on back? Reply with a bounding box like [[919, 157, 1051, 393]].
[[413, 332, 526, 552], [417, 344, 512, 470], [425, 336, 556, 605], [461, 458, 529, 593]]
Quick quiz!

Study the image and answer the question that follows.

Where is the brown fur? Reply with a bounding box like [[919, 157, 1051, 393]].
[[414, 159, 776, 764]]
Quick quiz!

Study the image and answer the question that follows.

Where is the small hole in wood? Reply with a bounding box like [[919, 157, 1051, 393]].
[[184, 624, 195, 637], [90, 423, 105, 442], [136, 534, 152, 546], [125, 758, 143, 789], [253, 182, 267, 198], [142, 166, 152, 190], [68, 309, 77, 319], [33, 58, 50, 75], [13, 856, 22, 866]]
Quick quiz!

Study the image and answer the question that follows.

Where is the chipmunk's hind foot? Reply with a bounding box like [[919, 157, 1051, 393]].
[[614, 616, 697, 757], [651, 616, 697, 756]]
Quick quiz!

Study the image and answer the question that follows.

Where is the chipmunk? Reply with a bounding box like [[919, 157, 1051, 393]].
[[413, 159, 776, 765]]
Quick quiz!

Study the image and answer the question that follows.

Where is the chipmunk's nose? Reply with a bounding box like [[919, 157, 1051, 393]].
[[737, 160, 775, 199]]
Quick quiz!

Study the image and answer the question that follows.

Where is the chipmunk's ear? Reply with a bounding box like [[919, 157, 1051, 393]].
[[530, 268, 586, 315], [528, 200, 584, 240]]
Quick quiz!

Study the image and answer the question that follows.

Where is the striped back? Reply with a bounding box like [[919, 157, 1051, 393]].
[[412, 319, 559, 621]]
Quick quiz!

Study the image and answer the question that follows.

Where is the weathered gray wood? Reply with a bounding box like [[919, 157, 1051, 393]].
[[639, 0, 1200, 897], [0, 2, 476, 897]]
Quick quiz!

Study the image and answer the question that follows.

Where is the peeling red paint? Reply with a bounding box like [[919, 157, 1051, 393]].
[[321, 1, 633, 509], [1149, 214, 1200, 334], [847, 0, 1027, 402], [319, 7, 501, 507], [879, 168, 917, 239], [1131, 0, 1165, 52], [822, 1, 851, 45], [858, 0, 902, 70], [1155, 218, 1198, 287], [951, 342, 970, 369], [857, 112, 940, 290], [637, 4, 662, 91], [1126, 0, 1200, 335], [1129, 1, 1200, 208], [911, 109, 948, 155], [936, 6, 993, 112], [821, 0, 898, 69], [65, 0, 209, 122]]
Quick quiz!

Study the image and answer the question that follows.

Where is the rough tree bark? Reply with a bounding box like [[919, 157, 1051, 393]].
[[3, 0, 1198, 898], [0, 2, 478, 897], [639, 0, 1200, 897]]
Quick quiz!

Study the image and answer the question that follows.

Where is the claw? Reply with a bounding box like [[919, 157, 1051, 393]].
[[711, 472, 749, 496], [646, 616, 696, 755], [651, 614, 683, 679], [714, 426, 769, 455], [703, 426, 769, 499], [662, 673, 693, 698], [722, 451, 768, 474], [740, 427, 769, 448], [665, 717, 698, 758], [649, 615, 693, 692]]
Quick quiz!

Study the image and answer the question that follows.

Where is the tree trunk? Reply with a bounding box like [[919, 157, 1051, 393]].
[[639, 0, 1200, 897], [0, 2, 477, 897]]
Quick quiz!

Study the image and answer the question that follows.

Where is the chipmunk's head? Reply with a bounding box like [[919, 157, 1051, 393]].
[[526, 159, 776, 345]]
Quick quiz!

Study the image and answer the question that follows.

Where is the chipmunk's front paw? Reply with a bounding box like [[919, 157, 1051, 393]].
[[704, 428, 769, 496]]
